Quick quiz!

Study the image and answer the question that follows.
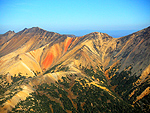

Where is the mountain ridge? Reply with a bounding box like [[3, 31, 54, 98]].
[[0, 26, 150, 113]]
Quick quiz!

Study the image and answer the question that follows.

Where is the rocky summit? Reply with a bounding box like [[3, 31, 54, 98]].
[[0, 26, 150, 113]]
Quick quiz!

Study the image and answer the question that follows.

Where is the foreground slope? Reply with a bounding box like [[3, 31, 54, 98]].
[[0, 27, 150, 112]]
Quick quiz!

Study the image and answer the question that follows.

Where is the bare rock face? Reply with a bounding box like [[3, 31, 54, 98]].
[[0, 26, 150, 112]]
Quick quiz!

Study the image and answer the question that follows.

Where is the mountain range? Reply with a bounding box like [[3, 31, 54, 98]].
[[0, 26, 150, 113]]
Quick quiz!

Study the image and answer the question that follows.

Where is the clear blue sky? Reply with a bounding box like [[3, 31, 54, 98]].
[[0, 0, 150, 37]]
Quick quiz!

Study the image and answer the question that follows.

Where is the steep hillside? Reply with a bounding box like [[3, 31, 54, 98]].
[[0, 27, 150, 112]]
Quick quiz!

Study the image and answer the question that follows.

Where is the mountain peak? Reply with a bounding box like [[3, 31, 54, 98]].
[[87, 31, 113, 41], [16, 27, 47, 35], [28, 27, 44, 31], [30, 27, 41, 30], [5, 30, 15, 34]]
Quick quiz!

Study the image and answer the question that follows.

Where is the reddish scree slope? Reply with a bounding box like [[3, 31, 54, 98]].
[[41, 37, 74, 70], [42, 52, 54, 69], [64, 38, 73, 52]]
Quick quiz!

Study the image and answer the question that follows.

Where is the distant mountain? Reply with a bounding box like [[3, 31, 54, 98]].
[[0, 26, 150, 113]]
